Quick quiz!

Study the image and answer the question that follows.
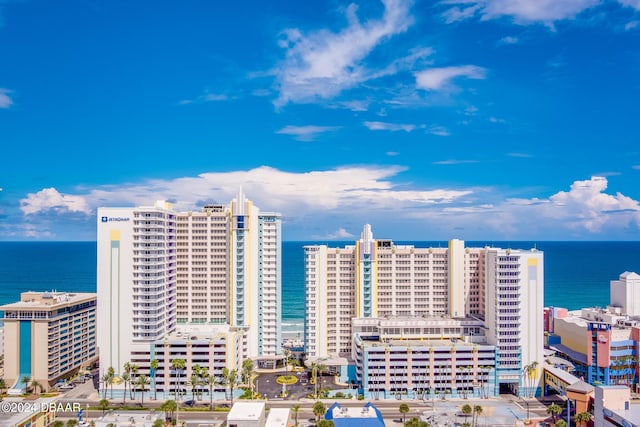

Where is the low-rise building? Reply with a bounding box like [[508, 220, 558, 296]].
[[227, 402, 266, 427], [325, 402, 385, 427], [0, 291, 97, 392], [352, 317, 497, 399], [594, 385, 640, 427]]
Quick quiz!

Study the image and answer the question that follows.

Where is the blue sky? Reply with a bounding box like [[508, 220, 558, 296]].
[[1, 0, 640, 241]]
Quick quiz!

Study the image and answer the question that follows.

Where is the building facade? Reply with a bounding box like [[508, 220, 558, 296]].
[[1, 291, 97, 391], [352, 317, 497, 399], [97, 192, 282, 385], [304, 224, 544, 397]]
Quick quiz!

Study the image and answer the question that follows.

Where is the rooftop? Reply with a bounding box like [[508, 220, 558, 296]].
[[227, 402, 266, 421], [0, 291, 96, 311], [265, 408, 290, 427]]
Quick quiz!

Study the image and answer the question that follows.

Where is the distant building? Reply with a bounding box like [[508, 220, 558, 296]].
[[325, 402, 385, 427], [594, 385, 640, 427], [0, 291, 97, 391], [305, 224, 545, 397], [547, 272, 640, 390], [93, 410, 163, 427]]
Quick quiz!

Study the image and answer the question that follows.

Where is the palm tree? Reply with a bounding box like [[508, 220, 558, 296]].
[[222, 368, 239, 403], [556, 420, 568, 427], [313, 400, 326, 423], [99, 398, 110, 415], [30, 379, 42, 395], [283, 349, 291, 374], [399, 403, 410, 424], [160, 399, 177, 421], [473, 405, 483, 427], [317, 362, 328, 397], [205, 374, 217, 409], [292, 404, 301, 426], [53, 421, 64, 427], [547, 404, 562, 423], [120, 372, 130, 405], [66, 420, 78, 427], [189, 373, 200, 401], [575, 411, 591, 427], [150, 359, 159, 400], [129, 363, 139, 400], [0, 377, 6, 396], [242, 358, 254, 386], [171, 359, 186, 400], [462, 404, 473, 423], [21, 375, 31, 393], [137, 374, 149, 406], [107, 366, 115, 399]]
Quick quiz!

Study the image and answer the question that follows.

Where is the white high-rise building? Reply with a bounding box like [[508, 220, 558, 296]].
[[304, 224, 544, 397], [610, 271, 640, 317], [97, 201, 177, 377], [97, 192, 281, 380]]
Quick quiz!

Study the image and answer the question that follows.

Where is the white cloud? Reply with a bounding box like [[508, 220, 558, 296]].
[[633, 165, 640, 170], [20, 166, 473, 220], [364, 121, 417, 132], [386, 151, 400, 156], [320, 227, 355, 240], [507, 152, 532, 158], [433, 159, 480, 165], [625, 20, 639, 30], [498, 36, 520, 45], [415, 65, 487, 91], [427, 125, 451, 136], [20, 188, 91, 215], [276, 125, 340, 141], [619, 0, 640, 10], [0, 88, 13, 108], [440, 0, 601, 25], [178, 92, 228, 105], [274, 0, 415, 106]]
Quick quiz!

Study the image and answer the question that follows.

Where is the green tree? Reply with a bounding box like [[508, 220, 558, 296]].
[[292, 404, 301, 426], [242, 358, 254, 386], [404, 417, 429, 427], [30, 379, 42, 395], [53, 421, 65, 427], [160, 399, 177, 421], [107, 366, 115, 399], [473, 405, 483, 427], [171, 359, 186, 400], [66, 420, 78, 427], [137, 374, 149, 406], [576, 411, 591, 427], [400, 403, 410, 424], [313, 400, 326, 423], [461, 404, 472, 419], [555, 420, 568, 427], [152, 420, 164, 427], [120, 372, 130, 406], [205, 374, 217, 409], [222, 368, 239, 403], [99, 398, 110, 415], [129, 363, 139, 400], [0, 377, 6, 396], [150, 358, 159, 400], [21, 375, 31, 393], [317, 421, 335, 427], [547, 404, 562, 423]]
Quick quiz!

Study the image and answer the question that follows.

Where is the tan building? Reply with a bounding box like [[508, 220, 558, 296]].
[[1, 291, 97, 392]]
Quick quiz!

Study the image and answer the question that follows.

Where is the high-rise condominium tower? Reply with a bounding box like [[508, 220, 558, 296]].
[[304, 224, 544, 397], [97, 191, 281, 378]]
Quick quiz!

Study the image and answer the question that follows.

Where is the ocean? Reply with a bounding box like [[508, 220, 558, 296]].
[[1, 241, 640, 336]]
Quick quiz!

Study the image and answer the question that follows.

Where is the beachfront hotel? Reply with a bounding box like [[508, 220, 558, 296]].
[[304, 224, 544, 398], [0, 291, 97, 392], [96, 190, 282, 395]]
